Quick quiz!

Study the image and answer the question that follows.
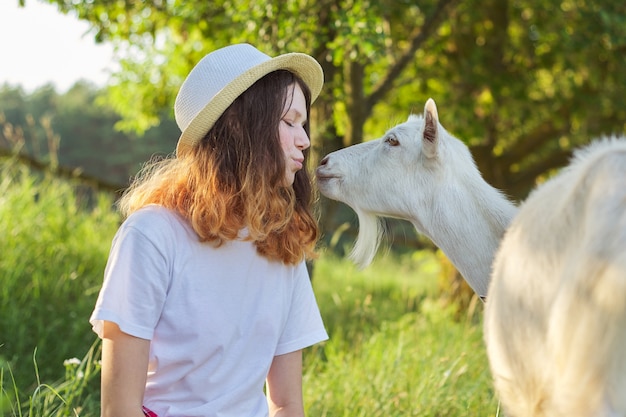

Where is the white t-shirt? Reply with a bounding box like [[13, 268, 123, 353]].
[[90, 205, 328, 417]]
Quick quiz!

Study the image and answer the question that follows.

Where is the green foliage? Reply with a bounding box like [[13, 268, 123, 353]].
[[43, 0, 447, 137], [42, 0, 626, 202], [399, 0, 626, 197]]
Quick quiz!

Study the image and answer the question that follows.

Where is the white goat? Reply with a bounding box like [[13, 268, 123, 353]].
[[485, 137, 626, 417], [316, 98, 518, 298], [316, 98, 626, 416]]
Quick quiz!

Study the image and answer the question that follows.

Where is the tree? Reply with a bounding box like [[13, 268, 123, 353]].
[[412, 0, 626, 197], [28, 0, 626, 230], [0, 82, 178, 191]]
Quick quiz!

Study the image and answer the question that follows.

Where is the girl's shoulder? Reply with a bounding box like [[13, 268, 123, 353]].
[[127, 204, 183, 224], [121, 205, 194, 243]]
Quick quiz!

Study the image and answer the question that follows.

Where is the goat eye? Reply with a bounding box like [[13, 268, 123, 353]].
[[385, 136, 399, 146]]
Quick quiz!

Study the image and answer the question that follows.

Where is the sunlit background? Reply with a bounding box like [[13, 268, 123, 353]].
[[0, 1, 114, 92]]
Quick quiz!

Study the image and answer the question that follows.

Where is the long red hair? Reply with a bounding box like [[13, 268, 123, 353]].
[[118, 70, 319, 265]]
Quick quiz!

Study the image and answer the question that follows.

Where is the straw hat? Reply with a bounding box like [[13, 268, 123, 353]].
[[174, 43, 324, 156]]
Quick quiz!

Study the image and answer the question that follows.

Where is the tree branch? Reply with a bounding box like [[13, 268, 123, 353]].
[[0, 146, 126, 196], [365, 0, 458, 116]]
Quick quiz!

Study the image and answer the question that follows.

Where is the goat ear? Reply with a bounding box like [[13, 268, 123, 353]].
[[422, 98, 439, 159]]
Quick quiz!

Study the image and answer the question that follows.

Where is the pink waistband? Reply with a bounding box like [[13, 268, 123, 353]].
[[142, 406, 158, 417]]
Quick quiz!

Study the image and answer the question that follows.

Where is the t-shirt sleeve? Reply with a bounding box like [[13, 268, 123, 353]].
[[90, 219, 171, 340], [274, 262, 328, 355]]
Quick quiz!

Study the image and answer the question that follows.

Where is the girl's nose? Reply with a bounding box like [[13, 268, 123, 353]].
[[296, 127, 310, 150]]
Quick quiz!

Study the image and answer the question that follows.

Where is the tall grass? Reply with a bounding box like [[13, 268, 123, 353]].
[[305, 254, 497, 416], [0, 341, 101, 417], [0, 159, 119, 399], [0, 158, 498, 416]]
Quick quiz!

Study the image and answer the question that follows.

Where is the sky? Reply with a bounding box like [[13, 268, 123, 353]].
[[0, 1, 115, 93]]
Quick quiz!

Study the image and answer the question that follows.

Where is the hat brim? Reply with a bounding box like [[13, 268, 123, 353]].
[[176, 53, 323, 156]]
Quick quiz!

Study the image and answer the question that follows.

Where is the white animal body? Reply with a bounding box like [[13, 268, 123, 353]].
[[485, 137, 626, 417], [316, 98, 626, 416], [316, 98, 518, 298]]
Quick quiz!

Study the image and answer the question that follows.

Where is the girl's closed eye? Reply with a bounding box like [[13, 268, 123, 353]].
[[283, 119, 305, 128]]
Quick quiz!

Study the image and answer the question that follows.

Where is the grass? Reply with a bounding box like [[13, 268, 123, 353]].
[[305, 254, 497, 416], [0, 341, 101, 417], [0, 159, 118, 415], [0, 157, 499, 416]]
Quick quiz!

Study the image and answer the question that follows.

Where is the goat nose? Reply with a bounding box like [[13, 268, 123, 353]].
[[319, 156, 329, 166]]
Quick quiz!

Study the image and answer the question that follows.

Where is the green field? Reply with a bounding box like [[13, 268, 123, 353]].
[[0, 159, 499, 416]]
